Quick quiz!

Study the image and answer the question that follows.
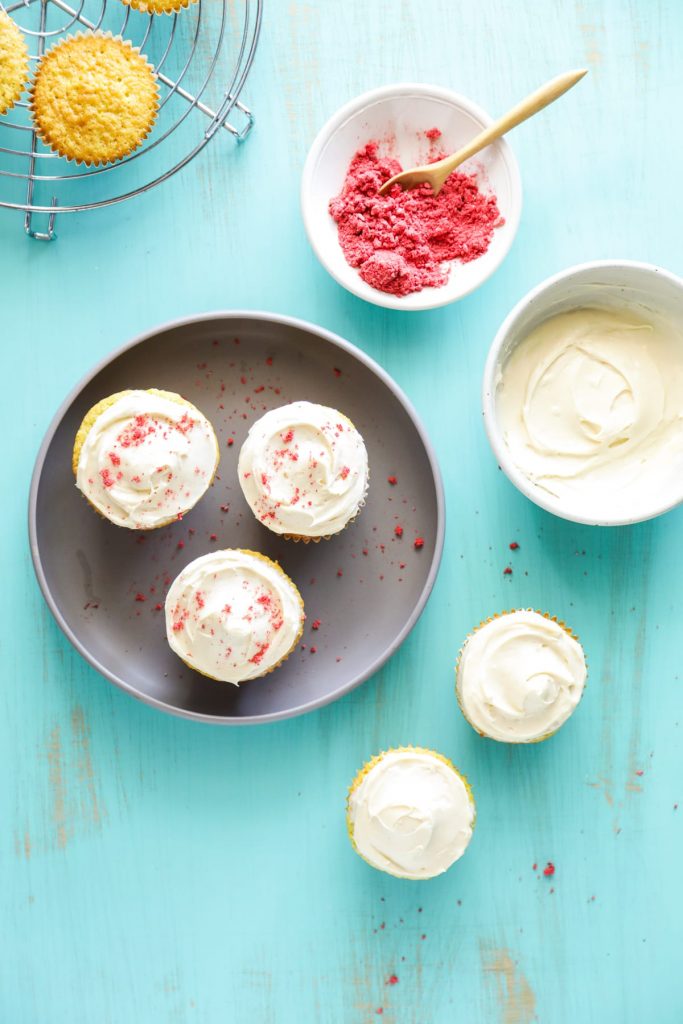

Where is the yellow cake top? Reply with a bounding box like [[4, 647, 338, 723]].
[[30, 33, 159, 166], [0, 10, 29, 116], [121, 0, 198, 16]]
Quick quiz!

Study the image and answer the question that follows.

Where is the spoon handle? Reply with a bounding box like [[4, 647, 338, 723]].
[[434, 68, 587, 184]]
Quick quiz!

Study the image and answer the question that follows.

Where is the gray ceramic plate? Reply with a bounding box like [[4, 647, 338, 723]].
[[29, 313, 445, 724]]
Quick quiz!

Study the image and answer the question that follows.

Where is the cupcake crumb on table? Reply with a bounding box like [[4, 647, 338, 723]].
[[30, 32, 159, 165], [0, 11, 29, 115], [238, 400, 369, 541], [456, 609, 587, 743], [72, 388, 219, 529], [165, 549, 305, 684], [346, 747, 475, 880]]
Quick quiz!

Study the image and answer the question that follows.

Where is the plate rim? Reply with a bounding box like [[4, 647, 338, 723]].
[[28, 310, 446, 725]]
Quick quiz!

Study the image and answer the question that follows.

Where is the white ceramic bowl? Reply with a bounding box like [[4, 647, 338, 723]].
[[483, 260, 683, 526], [301, 83, 522, 311]]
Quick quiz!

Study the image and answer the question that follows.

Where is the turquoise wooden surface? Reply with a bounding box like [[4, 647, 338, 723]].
[[2, 1, 682, 1020]]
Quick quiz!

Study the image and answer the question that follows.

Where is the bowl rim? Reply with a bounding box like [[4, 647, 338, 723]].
[[482, 258, 683, 526], [300, 81, 523, 312], [28, 310, 446, 725]]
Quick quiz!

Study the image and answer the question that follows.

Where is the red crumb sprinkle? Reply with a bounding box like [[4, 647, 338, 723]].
[[329, 139, 503, 296], [227, 437, 234, 447], [543, 862, 555, 877], [210, 534, 218, 541], [387, 975, 399, 986], [177, 540, 185, 550], [414, 537, 424, 549], [333, 367, 342, 377], [362, 548, 369, 556], [503, 566, 513, 575], [394, 525, 403, 538], [312, 620, 321, 630], [154, 603, 162, 611], [635, 769, 644, 776], [266, 356, 273, 366], [387, 475, 397, 485], [421, 934, 427, 941], [340, 466, 350, 480], [310, 646, 317, 654], [100, 468, 114, 489], [425, 127, 441, 140], [254, 385, 265, 394], [220, 504, 229, 513], [172, 621, 184, 632], [134, 593, 146, 602], [509, 541, 520, 550], [337, 569, 343, 577], [532, 863, 537, 871]]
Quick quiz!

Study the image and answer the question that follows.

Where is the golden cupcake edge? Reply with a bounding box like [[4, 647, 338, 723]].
[[30, 32, 159, 166], [72, 388, 220, 529], [454, 609, 587, 744], [346, 745, 476, 859], [0, 11, 30, 115], [169, 549, 306, 683]]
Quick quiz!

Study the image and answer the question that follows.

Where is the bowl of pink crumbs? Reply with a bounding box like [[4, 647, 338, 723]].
[[301, 83, 522, 311]]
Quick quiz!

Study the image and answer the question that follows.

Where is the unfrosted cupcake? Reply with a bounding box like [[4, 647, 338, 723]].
[[456, 609, 587, 743], [73, 388, 219, 529], [238, 401, 369, 541], [165, 549, 305, 684], [346, 747, 475, 880], [121, 0, 197, 13], [0, 11, 29, 115], [30, 33, 158, 165]]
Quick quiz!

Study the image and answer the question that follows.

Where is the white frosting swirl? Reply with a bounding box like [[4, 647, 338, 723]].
[[347, 749, 475, 880], [238, 401, 368, 537], [165, 549, 304, 684], [456, 611, 586, 742], [75, 390, 219, 529], [496, 308, 683, 520]]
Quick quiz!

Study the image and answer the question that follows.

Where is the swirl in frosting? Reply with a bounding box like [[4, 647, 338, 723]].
[[238, 401, 368, 537], [496, 308, 683, 520], [75, 390, 219, 529], [456, 610, 586, 742], [347, 749, 475, 880], [165, 549, 304, 684]]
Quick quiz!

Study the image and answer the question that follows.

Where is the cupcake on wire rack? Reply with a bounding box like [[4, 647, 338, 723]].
[[346, 746, 475, 880], [72, 388, 220, 530], [121, 0, 198, 14], [455, 609, 587, 743], [30, 32, 159, 165], [238, 401, 369, 541], [0, 10, 29, 115], [165, 549, 305, 684]]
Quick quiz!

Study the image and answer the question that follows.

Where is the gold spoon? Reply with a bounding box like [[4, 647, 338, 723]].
[[378, 69, 587, 197]]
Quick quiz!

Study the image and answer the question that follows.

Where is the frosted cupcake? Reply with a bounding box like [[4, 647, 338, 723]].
[[165, 549, 304, 684], [238, 401, 368, 540], [456, 610, 587, 743], [73, 388, 219, 529], [346, 747, 475, 880]]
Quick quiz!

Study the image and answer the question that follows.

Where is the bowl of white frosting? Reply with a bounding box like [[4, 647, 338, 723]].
[[483, 260, 683, 525]]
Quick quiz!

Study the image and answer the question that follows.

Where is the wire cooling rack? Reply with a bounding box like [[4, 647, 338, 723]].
[[0, 0, 262, 238]]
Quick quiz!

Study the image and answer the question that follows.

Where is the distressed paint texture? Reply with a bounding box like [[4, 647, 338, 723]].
[[1, 1, 682, 1022]]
